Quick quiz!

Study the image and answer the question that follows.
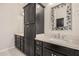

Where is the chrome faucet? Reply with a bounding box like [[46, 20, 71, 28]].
[[57, 33, 60, 39]]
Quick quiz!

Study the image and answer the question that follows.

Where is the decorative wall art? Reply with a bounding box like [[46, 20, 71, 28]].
[[51, 3, 72, 30]]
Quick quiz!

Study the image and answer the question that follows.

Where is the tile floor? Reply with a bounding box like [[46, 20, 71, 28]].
[[0, 48, 25, 56]]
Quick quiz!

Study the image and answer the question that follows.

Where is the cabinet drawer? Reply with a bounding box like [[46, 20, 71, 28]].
[[16, 39, 21, 50], [74, 50, 79, 56], [20, 39, 24, 52], [17, 35, 20, 40], [43, 42, 74, 56], [53, 51, 63, 56], [43, 47, 64, 56], [35, 46, 42, 56], [43, 48, 53, 56], [35, 40, 43, 46], [35, 54, 41, 56]]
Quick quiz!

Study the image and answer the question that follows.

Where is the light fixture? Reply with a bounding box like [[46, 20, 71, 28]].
[[48, 3, 53, 5]]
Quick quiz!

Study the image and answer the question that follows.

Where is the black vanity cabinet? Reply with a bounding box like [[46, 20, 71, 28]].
[[20, 36, 24, 52], [15, 35, 24, 53], [15, 35, 21, 50], [43, 42, 75, 56], [35, 40, 43, 56], [43, 48, 53, 56], [35, 40, 76, 56], [43, 48, 63, 56], [35, 40, 65, 56], [43, 42, 66, 56]]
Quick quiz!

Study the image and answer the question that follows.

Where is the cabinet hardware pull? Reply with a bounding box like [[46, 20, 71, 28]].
[[51, 54, 54, 56]]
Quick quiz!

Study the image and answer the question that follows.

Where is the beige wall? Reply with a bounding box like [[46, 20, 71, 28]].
[[0, 3, 24, 51]]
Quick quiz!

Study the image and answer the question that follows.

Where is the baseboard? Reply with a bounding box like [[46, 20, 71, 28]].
[[0, 46, 15, 53]]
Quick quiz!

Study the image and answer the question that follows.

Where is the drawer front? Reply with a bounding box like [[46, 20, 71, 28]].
[[43, 47, 63, 56], [53, 52, 63, 56], [15, 35, 20, 49], [35, 46, 43, 56], [17, 39, 21, 50], [15, 35, 24, 51], [74, 50, 79, 56], [35, 40, 43, 46], [35, 54, 41, 56], [17, 35, 20, 40], [43, 48, 53, 56], [20, 39, 24, 52], [43, 42, 74, 56]]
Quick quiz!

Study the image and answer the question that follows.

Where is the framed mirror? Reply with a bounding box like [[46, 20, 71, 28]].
[[51, 3, 72, 30]]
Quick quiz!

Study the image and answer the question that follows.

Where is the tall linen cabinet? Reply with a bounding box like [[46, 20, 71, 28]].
[[24, 3, 36, 56]]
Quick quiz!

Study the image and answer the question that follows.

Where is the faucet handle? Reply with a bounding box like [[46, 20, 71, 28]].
[[58, 33, 60, 39], [62, 34, 66, 40]]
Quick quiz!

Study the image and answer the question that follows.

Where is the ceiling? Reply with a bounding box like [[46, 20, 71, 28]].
[[41, 3, 48, 7]]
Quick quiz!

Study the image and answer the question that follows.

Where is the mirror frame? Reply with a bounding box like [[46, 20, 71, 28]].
[[51, 3, 72, 30]]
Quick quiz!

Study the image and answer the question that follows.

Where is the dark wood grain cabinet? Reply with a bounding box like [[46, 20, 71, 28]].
[[36, 4, 44, 34], [43, 42, 75, 56], [15, 35, 24, 53], [43, 48, 63, 56], [24, 3, 45, 56], [34, 40, 79, 56], [43, 48, 53, 56], [24, 4, 36, 24], [35, 40, 43, 56], [24, 3, 36, 56], [15, 35, 20, 50], [20, 37, 24, 52]]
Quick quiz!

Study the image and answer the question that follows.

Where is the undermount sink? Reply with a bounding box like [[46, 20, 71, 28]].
[[49, 38, 67, 43], [36, 33, 73, 46]]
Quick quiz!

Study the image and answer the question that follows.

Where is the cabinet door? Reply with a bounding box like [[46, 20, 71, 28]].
[[36, 4, 44, 34], [29, 24, 36, 56], [15, 35, 17, 48], [20, 37, 24, 52], [43, 48, 53, 56], [24, 25, 30, 55], [53, 52, 63, 56], [35, 45, 43, 56], [16, 36, 21, 50], [24, 38, 30, 55], [29, 24, 36, 39], [24, 25, 30, 39], [43, 48, 63, 56], [24, 24, 36, 56], [24, 24, 36, 39], [30, 39, 35, 56], [29, 3, 36, 23], [24, 3, 36, 24], [24, 4, 30, 24]]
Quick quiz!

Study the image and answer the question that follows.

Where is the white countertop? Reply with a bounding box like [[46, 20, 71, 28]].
[[35, 33, 79, 50], [15, 33, 24, 36]]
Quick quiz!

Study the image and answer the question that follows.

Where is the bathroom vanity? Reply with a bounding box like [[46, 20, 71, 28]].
[[15, 34, 24, 53], [15, 3, 79, 56], [35, 40, 74, 56], [34, 34, 79, 56], [15, 33, 79, 56]]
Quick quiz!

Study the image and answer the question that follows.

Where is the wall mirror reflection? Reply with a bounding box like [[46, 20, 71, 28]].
[[51, 3, 72, 30]]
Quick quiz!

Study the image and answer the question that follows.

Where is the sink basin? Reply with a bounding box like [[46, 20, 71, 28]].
[[49, 38, 69, 46]]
